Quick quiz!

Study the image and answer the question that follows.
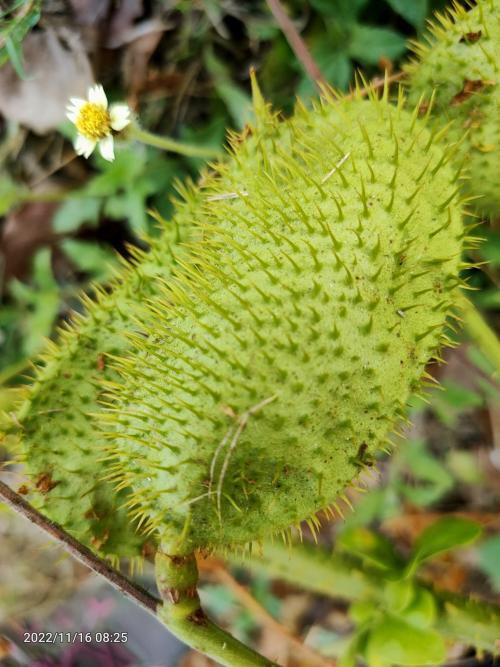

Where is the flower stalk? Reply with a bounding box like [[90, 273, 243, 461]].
[[128, 124, 222, 159], [67, 83, 221, 162]]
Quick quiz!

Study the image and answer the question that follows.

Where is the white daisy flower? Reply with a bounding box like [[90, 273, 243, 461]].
[[66, 84, 131, 162]]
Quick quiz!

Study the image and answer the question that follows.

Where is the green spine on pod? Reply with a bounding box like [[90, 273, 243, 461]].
[[102, 87, 465, 556], [405, 0, 500, 218]]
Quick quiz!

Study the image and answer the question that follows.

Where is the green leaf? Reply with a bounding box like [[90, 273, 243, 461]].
[[343, 488, 397, 528], [350, 599, 377, 624], [384, 0, 428, 28], [348, 24, 407, 65], [383, 580, 414, 613], [467, 344, 498, 376], [8, 248, 60, 357], [407, 517, 482, 574], [251, 573, 282, 618], [200, 584, 237, 617], [0, 174, 24, 215], [446, 450, 483, 485], [86, 146, 147, 196], [479, 230, 500, 267], [105, 191, 148, 235], [477, 535, 500, 590], [475, 288, 500, 309], [310, 0, 370, 20], [204, 49, 252, 129], [338, 527, 404, 572], [0, 1, 41, 76], [366, 615, 445, 666], [0, 1, 30, 19], [400, 588, 437, 629], [297, 36, 352, 99], [52, 197, 101, 233], [4, 36, 27, 78], [61, 240, 117, 281], [340, 627, 370, 667], [397, 439, 454, 507], [86, 146, 177, 234], [441, 379, 484, 409], [179, 115, 227, 172], [432, 379, 483, 427]]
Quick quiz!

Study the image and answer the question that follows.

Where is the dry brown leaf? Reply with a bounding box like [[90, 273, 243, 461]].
[[68, 0, 111, 25], [122, 29, 165, 104], [0, 202, 59, 286], [0, 26, 93, 133]]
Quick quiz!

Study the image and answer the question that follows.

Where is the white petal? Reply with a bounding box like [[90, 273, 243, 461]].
[[66, 109, 79, 123], [66, 97, 85, 122], [68, 97, 85, 109], [109, 104, 131, 131], [74, 134, 96, 159], [88, 84, 108, 108], [98, 134, 114, 162]]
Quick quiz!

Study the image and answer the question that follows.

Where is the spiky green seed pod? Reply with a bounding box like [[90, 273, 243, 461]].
[[14, 119, 291, 564], [102, 89, 464, 555], [405, 0, 500, 218], [14, 211, 195, 565]]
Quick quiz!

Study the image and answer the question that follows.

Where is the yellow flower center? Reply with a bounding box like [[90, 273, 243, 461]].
[[75, 102, 111, 140]]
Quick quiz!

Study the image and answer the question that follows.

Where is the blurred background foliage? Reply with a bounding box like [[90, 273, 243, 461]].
[[0, 1, 499, 666]]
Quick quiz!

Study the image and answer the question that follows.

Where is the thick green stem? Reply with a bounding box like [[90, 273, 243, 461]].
[[460, 295, 500, 376], [434, 590, 500, 652], [155, 549, 279, 667], [242, 541, 375, 601], [129, 126, 221, 159], [232, 541, 500, 654]]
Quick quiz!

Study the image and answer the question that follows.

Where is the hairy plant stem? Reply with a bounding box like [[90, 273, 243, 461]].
[[155, 549, 279, 667], [129, 125, 221, 159], [233, 541, 500, 653], [460, 295, 500, 376]]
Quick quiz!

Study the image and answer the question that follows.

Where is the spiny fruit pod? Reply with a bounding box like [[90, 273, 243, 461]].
[[103, 86, 465, 557], [405, 0, 500, 218], [13, 116, 292, 566], [14, 205, 197, 566]]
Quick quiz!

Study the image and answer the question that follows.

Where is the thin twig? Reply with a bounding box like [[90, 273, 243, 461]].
[[0, 480, 161, 617], [264, 0, 405, 98], [265, 0, 326, 89]]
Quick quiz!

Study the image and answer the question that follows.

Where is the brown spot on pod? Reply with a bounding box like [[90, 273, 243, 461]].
[[451, 79, 495, 106], [459, 31, 482, 44], [35, 472, 59, 494]]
